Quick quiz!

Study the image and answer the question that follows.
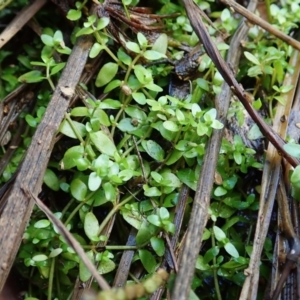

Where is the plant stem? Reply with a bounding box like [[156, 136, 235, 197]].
[[47, 258, 55, 300], [211, 231, 222, 300], [97, 190, 140, 235], [65, 113, 85, 144]]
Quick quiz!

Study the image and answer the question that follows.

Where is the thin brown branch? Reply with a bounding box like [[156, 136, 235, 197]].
[[182, 0, 299, 168], [22, 189, 111, 291], [171, 1, 258, 298], [0, 0, 47, 48], [220, 0, 300, 51]]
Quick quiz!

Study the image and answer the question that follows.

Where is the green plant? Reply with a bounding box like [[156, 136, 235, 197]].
[[4, 0, 297, 298]]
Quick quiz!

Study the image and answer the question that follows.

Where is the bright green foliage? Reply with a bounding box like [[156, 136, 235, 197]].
[[6, 0, 290, 298]]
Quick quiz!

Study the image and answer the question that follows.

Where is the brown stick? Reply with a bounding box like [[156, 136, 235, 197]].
[[0, 0, 47, 48], [182, 0, 299, 167], [171, 1, 258, 298], [220, 0, 300, 51], [23, 189, 111, 291], [0, 35, 93, 292]]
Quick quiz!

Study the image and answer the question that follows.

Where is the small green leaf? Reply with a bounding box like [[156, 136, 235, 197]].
[[291, 165, 300, 188], [142, 140, 165, 162], [41, 34, 54, 46], [147, 214, 161, 227], [177, 169, 197, 191], [152, 33, 168, 55], [104, 79, 121, 93], [50, 62, 66, 75], [103, 182, 116, 201], [159, 207, 169, 220], [203, 246, 219, 264], [224, 242, 239, 258], [143, 50, 166, 60], [25, 114, 37, 127], [144, 82, 163, 92], [137, 32, 148, 47], [70, 178, 87, 201], [90, 131, 116, 157], [18, 70, 45, 83], [117, 49, 132, 66], [163, 120, 179, 132], [244, 51, 260, 65], [214, 186, 227, 196], [43, 168, 60, 191], [84, 212, 100, 242], [96, 17, 110, 30], [59, 119, 87, 139], [67, 9, 82, 21], [98, 259, 115, 274], [76, 27, 95, 37], [88, 172, 102, 191], [150, 237, 165, 256], [61, 145, 84, 170], [49, 248, 63, 258], [71, 107, 89, 117], [284, 143, 300, 158], [53, 30, 63, 44], [34, 219, 50, 229], [32, 254, 48, 262], [79, 251, 94, 282], [138, 249, 157, 273], [126, 41, 140, 53], [96, 62, 118, 87], [90, 43, 104, 58], [144, 185, 161, 197], [132, 92, 146, 105], [213, 226, 226, 242]]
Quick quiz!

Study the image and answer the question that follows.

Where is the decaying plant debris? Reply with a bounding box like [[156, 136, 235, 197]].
[[1, 0, 300, 299]]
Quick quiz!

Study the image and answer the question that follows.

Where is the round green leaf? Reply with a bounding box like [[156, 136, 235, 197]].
[[138, 249, 157, 273], [95, 62, 118, 87], [214, 186, 227, 196], [84, 212, 100, 242], [152, 33, 168, 55], [284, 143, 300, 158], [79, 250, 94, 282], [96, 17, 110, 30], [67, 9, 82, 21], [147, 214, 161, 227], [98, 259, 115, 274], [43, 168, 60, 191], [32, 254, 48, 262], [163, 120, 179, 132], [291, 165, 300, 187], [143, 50, 166, 60], [34, 219, 50, 229], [70, 178, 87, 201], [224, 242, 239, 258], [142, 140, 165, 162], [49, 248, 63, 258], [90, 131, 116, 157], [213, 226, 226, 242], [244, 51, 260, 65], [90, 43, 104, 58], [88, 172, 102, 191], [59, 119, 87, 139], [150, 237, 165, 256], [126, 41, 140, 53], [18, 70, 45, 83]]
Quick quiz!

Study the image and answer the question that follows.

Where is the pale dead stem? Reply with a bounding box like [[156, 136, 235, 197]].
[[240, 44, 300, 300], [171, 1, 258, 298]]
